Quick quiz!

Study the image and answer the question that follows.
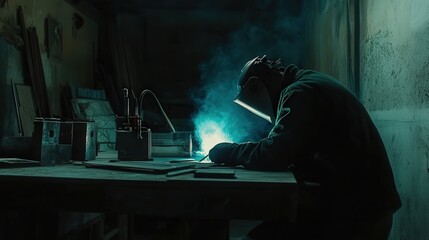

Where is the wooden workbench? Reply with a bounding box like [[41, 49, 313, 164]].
[[0, 161, 297, 221]]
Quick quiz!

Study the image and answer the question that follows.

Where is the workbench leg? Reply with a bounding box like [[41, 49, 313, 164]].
[[91, 215, 105, 240], [188, 219, 229, 240], [117, 214, 128, 240]]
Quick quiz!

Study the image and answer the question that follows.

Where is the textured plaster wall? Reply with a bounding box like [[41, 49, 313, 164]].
[[0, 0, 98, 124], [361, 0, 429, 239], [360, 0, 429, 110], [371, 110, 429, 240]]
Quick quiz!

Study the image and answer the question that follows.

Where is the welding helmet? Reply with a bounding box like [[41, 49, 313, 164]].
[[234, 56, 283, 123]]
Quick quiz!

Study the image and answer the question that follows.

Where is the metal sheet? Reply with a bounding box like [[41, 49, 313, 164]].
[[152, 132, 192, 157], [72, 121, 97, 161], [33, 119, 74, 165]]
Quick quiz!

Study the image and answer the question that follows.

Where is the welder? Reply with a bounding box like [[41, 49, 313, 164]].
[[209, 56, 402, 240]]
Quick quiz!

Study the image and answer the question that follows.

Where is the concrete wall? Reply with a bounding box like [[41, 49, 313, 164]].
[[305, 0, 429, 239], [0, 0, 98, 136], [360, 0, 429, 239], [304, 1, 358, 94]]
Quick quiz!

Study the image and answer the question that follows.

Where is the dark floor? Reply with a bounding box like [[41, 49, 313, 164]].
[[0, 212, 261, 240], [229, 220, 262, 240], [132, 218, 261, 240]]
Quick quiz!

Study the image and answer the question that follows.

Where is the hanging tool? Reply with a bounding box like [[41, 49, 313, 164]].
[[123, 88, 129, 117]]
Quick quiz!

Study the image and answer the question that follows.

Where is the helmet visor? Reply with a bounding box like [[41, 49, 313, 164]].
[[234, 77, 275, 123]]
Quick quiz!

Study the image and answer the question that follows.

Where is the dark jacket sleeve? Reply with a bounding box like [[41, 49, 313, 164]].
[[225, 85, 321, 171]]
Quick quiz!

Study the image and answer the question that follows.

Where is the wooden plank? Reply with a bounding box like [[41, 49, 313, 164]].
[[14, 83, 36, 136], [28, 27, 51, 117], [17, 6, 41, 117], [11, 80, 24, 136]]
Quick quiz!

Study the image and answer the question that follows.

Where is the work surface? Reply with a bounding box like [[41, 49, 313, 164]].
[[0, 154, 298, 221]]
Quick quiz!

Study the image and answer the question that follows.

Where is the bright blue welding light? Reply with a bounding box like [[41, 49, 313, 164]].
[[195, 120, 232, 155]]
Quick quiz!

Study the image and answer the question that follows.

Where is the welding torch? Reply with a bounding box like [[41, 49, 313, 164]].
[[199, 154, 209, 162]]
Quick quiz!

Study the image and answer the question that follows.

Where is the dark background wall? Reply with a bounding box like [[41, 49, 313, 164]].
[[0, 0, 98, 136], [94, 0, 305, 150]]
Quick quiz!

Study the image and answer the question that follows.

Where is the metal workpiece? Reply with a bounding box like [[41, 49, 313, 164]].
[[33, 119, 97, 164], [72, 121, 97, 161], [58, 121, 73, 164]]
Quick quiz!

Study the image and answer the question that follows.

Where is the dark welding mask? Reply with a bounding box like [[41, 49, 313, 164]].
[[234, 56, 282, 123]]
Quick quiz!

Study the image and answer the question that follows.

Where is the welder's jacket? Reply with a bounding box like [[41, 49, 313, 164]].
[[218, 65, 401, 221]]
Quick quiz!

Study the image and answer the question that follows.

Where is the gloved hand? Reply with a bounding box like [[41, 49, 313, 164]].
[[208, 142, 238, 164]]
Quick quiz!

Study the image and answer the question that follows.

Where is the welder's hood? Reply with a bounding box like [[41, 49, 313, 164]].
[[234, 56, 278, 123]]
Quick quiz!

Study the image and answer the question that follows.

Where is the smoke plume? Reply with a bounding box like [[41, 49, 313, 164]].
[[191, 0, 306, 154]]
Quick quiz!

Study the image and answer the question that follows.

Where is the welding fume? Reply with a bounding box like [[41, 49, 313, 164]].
[[191, 54, 273, 156]]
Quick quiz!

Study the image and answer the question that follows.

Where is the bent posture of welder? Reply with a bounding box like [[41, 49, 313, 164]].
[[209, 56, 401, 240]]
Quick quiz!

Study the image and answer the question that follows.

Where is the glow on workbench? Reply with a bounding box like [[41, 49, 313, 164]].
[[195, 120, 232, 155]]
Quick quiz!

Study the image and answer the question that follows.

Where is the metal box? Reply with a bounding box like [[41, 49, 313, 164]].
[[116, 115, 152, 160], [72, 121, 97, 161], [116, 127, 152, 160], [33, 119, 74, 165]]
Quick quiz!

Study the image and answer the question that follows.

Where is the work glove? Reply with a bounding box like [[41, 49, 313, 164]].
[[208, 142, 238, 165]]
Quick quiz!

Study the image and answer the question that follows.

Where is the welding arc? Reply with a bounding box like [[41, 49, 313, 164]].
[[139, 89, 176, 133]]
